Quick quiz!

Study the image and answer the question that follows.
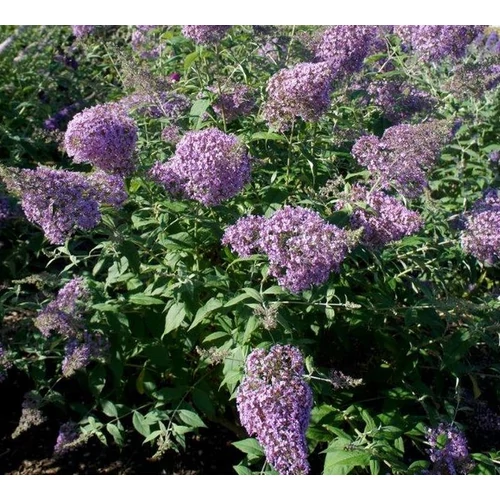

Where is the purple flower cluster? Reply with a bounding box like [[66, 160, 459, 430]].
[[2, 166, 103, 244], [395, 25, 484, 62], [489, 149, 500, 164], [366, 79, 435, 124], [257, 37, 288, 64], [337, 184, 423, 248], [426, 424, 472, 475], [131, 26, 165, 59], [71, 25, 94, 39], [119, 92, 189, 120], [237, 345, 313, 475], [88, 171, 128, 208], [62, 332, 107, 378], [0, 345, 12, 383], [210, 84, 255, 123], [263, 62, 333, 131], [444, 62, 500, 99], [314, 25, 379, 76], [223, 206, 349, 293], [12, 392, 46, 439], [484, 31, 500, 54], [150, 128, 251, 207], [64, 103, 138, 176], [352, 121, 452, 198], [54, 422, 80, 456], [460, 188, 500, 264], [43, 102, 82, 131], [35, 277, 89, 338], [161, 125, 182, 144], [181, 25, 231, 45]]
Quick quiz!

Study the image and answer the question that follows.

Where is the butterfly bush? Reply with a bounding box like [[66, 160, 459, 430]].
[[61, 332, 108, 378], [263, 62, 333, 131], [71, 25, 94, 39], [210, 84, 255, 122], [131, 26, 165, 59], [53, 422, 80, 456], [352, 121, 452, 198], [460, 188, 500, 264], [88, 171, 128, 208], [181, 25, 231, 45], [426, 424, 472, 475], [64, 103, 138, 176], [395, 25, 484, 62], [150, 128, 251, 207], [314, 25, 379, 76], [223, 206, 349, 293], [366, 79, 436, 124], [35, 277, 89, 338], [337, 184, 423, 248], [237, 345, 313, 475], [1, 166, 109, 244], [43, 102, 82, 131], [119, 92, 190, 119]]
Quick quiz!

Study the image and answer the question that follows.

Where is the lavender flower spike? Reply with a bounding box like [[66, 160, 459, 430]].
[[1, 166, 103, 245], [35, 277, 89, 338], [237, 345, 313, 474], [426, 423, 472, 475]]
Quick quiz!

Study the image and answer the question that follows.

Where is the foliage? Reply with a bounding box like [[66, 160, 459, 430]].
[[1, 24, 500, 475]]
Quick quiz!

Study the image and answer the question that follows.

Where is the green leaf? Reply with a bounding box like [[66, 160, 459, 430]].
[[202, 331, 230, 343], [89, 365, 106, 397], [163, 302, 186, 336], [249, 131, 285, 142], [224, 293, 252, 308], [232, 438, 264, 457], [100, 400, 118, 418], [128, 293, 165, 306], [188, 298, 222, 330], [132, 411, 150, 438], [323, 450, 371, 475], [233, 465, 253, 475], [369, 458, 381, 475], [192, 388, 216, 417], [177, 409, 207, 428], [241, 287, 262, 303], [184, 51, 199, 71], [106, 423, 124, 446]]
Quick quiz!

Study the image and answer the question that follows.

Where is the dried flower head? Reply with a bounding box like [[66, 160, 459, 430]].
[[12, 392, 46, 439]]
